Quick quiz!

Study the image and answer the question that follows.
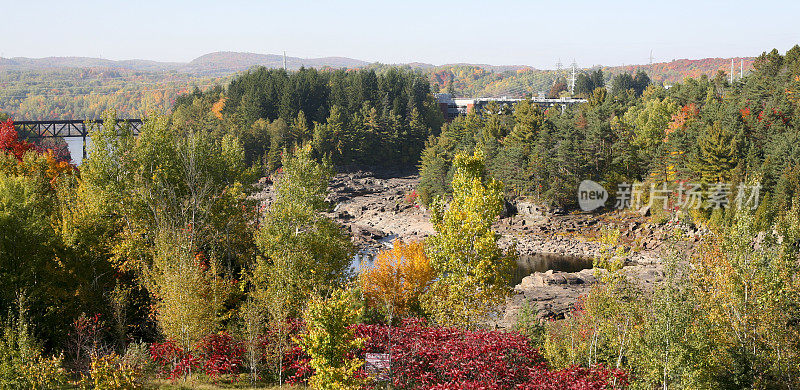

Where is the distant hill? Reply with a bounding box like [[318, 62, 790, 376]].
[[182, 51, 370, 75], [0, 52, 756, 84], [0, 52, 370, 75], [0, 56, 183, 72], [602, 57, 756, 85]]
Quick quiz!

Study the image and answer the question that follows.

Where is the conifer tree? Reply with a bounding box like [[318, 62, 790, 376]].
[[291, 110, 310, 144], [693, 123, 739, 183]]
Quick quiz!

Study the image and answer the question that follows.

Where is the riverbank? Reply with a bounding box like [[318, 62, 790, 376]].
[[254, 170, 704, 328]]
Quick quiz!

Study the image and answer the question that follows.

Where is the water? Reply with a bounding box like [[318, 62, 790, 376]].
[[511, 253, 593, 285], [64, 137, 92, 165], [350, 234, 397, 273], [351, 235, 593, 286]]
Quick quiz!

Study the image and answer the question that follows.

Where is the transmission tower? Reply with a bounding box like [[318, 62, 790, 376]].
[[570, 59, 577, 94]]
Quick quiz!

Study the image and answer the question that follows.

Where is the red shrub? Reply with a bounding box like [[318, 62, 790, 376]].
[[196, 332, 245, 380], [519, 365, 630, 389], [0, 119, 37, 160], [289, 318, 629, 389], [150, 340, 200, 380], [428, 381, 502, 390], [405, 190, 419, 204], [282, 341, 313, 384], [356, 319, 544, 389]]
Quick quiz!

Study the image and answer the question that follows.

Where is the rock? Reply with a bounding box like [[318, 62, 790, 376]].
[[515, 201, 546, 224], [351, 224, 386, 240], [497, 262, 665, 328]]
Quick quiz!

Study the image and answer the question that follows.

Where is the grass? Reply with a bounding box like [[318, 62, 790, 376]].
[[145, 377, 305, 389]]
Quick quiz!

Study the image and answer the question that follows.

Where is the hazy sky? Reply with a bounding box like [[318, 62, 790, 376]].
[[3, 0, 799, 69]]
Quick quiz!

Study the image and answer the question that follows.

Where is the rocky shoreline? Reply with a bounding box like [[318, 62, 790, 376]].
[[254, 170, 703, 328]]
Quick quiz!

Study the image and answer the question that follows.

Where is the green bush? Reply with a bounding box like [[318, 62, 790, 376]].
[[19, 355, 69, 390], [80, 353, 143, 390], [0, 326, 68, 389], [297, 289, 365, 390]]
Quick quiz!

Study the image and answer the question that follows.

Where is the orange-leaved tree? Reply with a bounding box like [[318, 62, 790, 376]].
[[0, 119, 73, 181], [0, 119, 37, 161], [360, 240, 435, 318]]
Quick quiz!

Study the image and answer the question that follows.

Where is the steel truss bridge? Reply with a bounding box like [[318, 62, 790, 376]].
[[13, 119, 143, 159]]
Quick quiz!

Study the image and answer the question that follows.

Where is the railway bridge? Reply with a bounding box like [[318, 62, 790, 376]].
[[13, 119, 143, 163]]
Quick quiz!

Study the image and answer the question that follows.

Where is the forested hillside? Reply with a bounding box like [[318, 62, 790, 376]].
[[0, 53, 757, 120], [417, 57, 755, 98], [0, 68, 229, 120], [419, 47, 799, 229], [173, 67, 443, 170]]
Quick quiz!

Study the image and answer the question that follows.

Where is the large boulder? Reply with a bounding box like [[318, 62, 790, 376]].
[[515, 201, 547, 224]]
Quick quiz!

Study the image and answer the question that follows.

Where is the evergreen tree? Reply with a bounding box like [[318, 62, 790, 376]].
[[506, 100, 544, 154], [693, 123, 739, 183], [574, 73, 594, 97], [291, 110, 311, 144]]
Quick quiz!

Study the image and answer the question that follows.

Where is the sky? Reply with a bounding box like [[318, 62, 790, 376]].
[[3, 0, 800, 69]]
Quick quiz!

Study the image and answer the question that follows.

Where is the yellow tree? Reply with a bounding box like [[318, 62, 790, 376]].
[[359, 240, 434, 318], [691, 210, 800, 388], [422, 149, 515, 328]]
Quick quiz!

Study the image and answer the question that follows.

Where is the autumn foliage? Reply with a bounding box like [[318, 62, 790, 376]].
[[0, 119, 73, 175], [307, 319, 628, 389], [360, 240, 435, 317], [0, 119, 37, 160], [150, 332, 244, 381]]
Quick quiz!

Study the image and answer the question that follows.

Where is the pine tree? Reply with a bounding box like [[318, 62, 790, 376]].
[[506, 100, 544, 154], [407, 108, 429, 167], [267, 118, 290, 172], [693, 123, 739, 183], [291, 110, 310, 144]]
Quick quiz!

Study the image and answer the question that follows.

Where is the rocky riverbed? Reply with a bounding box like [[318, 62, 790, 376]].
[[254, 170, 704, 328]]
